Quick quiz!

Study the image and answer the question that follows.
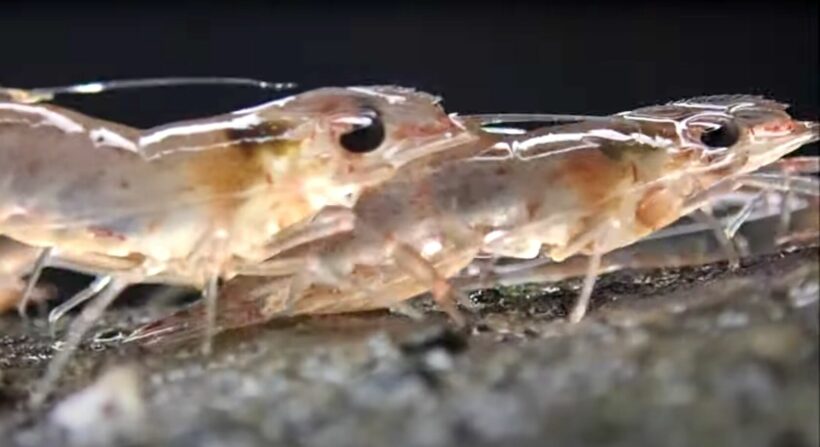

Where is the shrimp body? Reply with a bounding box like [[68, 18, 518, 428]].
[[457, 96, 819, 262], [0, 86, 478, 286], [5, 84, 495, 405]]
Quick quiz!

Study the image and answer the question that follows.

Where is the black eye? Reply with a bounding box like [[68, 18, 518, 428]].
[[339, 114, 385, 153], [699, 122, 740, 148]]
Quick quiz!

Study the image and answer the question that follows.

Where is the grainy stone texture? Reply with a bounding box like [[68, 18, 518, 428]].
[[0, 249, 817, 447]]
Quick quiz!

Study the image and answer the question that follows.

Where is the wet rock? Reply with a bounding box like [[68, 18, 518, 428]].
[[0, 248, 816, 447], [49, 365, 145, 447]]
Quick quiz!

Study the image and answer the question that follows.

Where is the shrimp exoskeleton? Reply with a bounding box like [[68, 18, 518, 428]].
[[128, 95, 819, 344]]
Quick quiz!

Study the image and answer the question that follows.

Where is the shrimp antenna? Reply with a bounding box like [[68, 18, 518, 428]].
[[1, 77, 297, 104], [461, 113, 616, 133], [462, 113, 612, 126]]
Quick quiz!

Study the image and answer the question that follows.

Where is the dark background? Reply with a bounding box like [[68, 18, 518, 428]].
[[1, 1, 817, 133]]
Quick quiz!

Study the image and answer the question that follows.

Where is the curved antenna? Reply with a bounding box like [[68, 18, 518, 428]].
[[1, 77, 297, 104]]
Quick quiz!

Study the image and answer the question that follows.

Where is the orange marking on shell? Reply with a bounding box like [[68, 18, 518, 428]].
[[185, 145, 272, 221], [185, 121, 298, 219], [187, 147, 267, 195], [635, 186, 684, 231], [558, 149, 632, 206]]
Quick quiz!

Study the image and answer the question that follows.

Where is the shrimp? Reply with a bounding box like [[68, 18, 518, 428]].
[[0, 79, 495, 405], [128, 95, 819, 343], [1, 79, 485, 308]]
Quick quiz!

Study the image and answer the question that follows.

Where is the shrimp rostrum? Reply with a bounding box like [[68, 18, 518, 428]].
[[130, 95, 819, 343]]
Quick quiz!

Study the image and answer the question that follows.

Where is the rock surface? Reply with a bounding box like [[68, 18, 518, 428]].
[[0, 249, 817, 447]]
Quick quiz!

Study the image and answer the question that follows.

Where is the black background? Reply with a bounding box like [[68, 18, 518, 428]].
[[1, 1, 817, 136]]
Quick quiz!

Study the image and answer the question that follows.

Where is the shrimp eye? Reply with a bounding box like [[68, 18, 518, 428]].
[[699, 122, 740, 148], [339, 115, 385, 153]]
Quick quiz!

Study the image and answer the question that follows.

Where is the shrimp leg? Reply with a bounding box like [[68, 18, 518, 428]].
[[0, 238, 51, 312], [31, 278, 129, 408], [691, 208, 741, 268], [390, 239, 470, 326], [16, 247, 52, 318], [47, 275, 114, 335], [568, 225, 610, 323]]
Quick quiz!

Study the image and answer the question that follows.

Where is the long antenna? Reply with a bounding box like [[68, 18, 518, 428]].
[[1, 77, 297, 103]]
